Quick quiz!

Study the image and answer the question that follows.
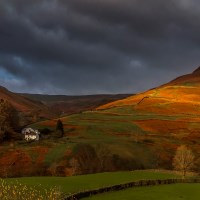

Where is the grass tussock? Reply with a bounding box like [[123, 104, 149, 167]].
[[0, 179, 65, 200]]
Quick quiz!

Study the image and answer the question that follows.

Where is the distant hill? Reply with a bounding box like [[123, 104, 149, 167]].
[[0, 86, 55, 126], [0, 85, 132, 126], [20, 93, 132, 115]]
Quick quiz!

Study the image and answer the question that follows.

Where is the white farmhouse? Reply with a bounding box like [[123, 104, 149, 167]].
[[22, 128, 40, 141]]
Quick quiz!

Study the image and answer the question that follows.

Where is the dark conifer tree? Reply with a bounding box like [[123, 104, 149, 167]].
[[56, 119, 64, 137]]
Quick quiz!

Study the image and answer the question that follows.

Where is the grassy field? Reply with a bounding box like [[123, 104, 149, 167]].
[[5, 171, 179, 195], [16, 102, 199, 177], [83, 183, 200, 200], [32, 106, 185, 137]]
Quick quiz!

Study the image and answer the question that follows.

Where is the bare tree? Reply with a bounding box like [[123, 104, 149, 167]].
[[74, 144, 98, 174], [95, 144, 111, 172], [69, 158, 80, 175], [173, 145, 194, 178]]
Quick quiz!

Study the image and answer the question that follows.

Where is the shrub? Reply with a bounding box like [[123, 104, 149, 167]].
[[0, 179, 64, 200], [40, 128, 52, 135]]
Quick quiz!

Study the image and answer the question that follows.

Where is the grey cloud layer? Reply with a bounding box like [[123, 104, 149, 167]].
[[0, 0, 199, 94]]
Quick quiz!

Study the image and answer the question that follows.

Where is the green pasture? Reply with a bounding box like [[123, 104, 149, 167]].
[[83, 183, 200, 200], [31, 108, 187, 147], [31, 107, 187, 141], [44, 143, 68, 165], [5, 171, 179, 195]]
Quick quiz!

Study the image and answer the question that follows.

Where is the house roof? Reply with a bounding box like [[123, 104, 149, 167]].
[[22, 128, 40, 135]]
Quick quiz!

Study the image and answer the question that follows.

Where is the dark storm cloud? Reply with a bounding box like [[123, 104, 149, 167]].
[[0, 0, 200, 94]]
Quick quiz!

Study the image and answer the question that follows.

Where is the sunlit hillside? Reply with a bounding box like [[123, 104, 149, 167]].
[[98, 67, 200, 115]]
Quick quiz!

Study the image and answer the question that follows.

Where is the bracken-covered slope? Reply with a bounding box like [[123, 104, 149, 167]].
[[97, 67, 200, 116], [93, 66, 200, 151]]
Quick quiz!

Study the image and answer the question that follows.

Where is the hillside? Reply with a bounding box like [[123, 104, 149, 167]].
[[1, 67, 200, 177], [20, 93, 131, 115], [0, 86, 131, 126], [97, 67, 200, 115], [0, 86, 55, 126], [92, 67, 200, 146]]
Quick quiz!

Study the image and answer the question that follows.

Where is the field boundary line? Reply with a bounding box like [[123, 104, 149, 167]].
[[64, 178, 200, 200]]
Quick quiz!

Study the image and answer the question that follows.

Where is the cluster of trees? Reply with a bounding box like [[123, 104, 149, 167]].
[[40, 119, 64, 139], [40, 142, 200, 178], [67, 144, 145, 176], [68, 144, 197, 177], [0, 99, 19, 142]]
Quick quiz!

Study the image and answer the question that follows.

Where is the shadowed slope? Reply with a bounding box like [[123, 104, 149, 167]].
[[20, 93, 132, 115], [0, 86, 55, 125]]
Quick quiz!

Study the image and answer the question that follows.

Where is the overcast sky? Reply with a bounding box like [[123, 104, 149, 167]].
[[0, 0, 200, 95]]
